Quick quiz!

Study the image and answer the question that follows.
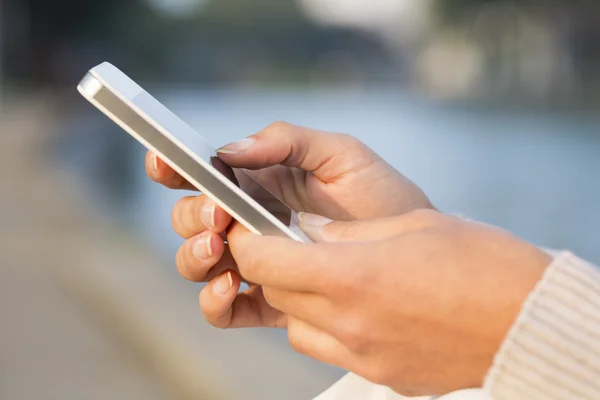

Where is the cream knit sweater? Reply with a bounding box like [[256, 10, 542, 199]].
[[315, 251, 600, 400]]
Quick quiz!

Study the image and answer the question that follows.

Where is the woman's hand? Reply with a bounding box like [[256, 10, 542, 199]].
[[217, 210, 551, 397], [146, 122, 433, 322], [147, 121, 432, 220]]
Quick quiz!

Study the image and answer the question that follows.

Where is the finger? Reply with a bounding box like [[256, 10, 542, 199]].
[[145, 151, 196, 190], [200, 279, 287, 329], [227, 211, 445, 291], [297, 209, 443, 243], [201, 247, 240, 283], [227, 221, 348, 291], [200, 270, 239, 327], [287, 317, 353, 370], [176, 231, 233, 282], [172, 195, 233, 238], [217, 122, 376, 183], [262, 287, 336, 332]]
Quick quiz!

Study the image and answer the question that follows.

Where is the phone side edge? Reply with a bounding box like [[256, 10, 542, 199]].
[[77, 73, 309, 243]]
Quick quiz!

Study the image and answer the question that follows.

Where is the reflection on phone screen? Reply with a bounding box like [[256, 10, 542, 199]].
[[210, 156, 292, 226]]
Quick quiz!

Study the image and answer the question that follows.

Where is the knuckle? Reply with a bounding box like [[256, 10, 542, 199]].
[[176, 240, 210, 282], [261, 287, 279, 309], [166, 182, 182, 190], [287, 327, 308, 355], [234, 249, 259, 281], [176, 246, 193, 277], [171, 197, 185, 218], [207, 315, 229, 329], [174, 196, 207, 238], [163, 180, 178, 189], [336, 221, 362, 241], [163, 173, 184, 189], [175, 246, 190, 279], [328, 264, 365, 299], [171, 197, 191, 233], [327, 275, 353, 300], [202, 309, 228, 330], [263, 121, 294, 135], [171, 206, 180, 232], [337, 133, 367, 151], [406, 208, 442, 227], [333, 316, 369, 353], [199, 292, 231, 329], [336, 132, 360, 144]]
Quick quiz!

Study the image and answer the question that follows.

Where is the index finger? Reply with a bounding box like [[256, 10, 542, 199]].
[[227, 222, 354, 292], [145, 151, 196, 190]]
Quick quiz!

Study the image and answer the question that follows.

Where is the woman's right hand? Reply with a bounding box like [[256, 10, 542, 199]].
[[146, 122, 433, 325]]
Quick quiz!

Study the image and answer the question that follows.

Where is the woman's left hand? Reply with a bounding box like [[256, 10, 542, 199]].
[[208, 210, 551, 397]]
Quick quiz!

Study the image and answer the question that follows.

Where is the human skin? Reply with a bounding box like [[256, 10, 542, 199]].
[[146, 122, 551, 396], [145, 121, 432, 285]]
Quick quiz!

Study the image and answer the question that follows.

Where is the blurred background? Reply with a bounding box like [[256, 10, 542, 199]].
[[1, 0, 600, 399]]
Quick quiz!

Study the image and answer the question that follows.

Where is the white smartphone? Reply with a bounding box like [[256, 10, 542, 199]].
[[77, 62, 311, 243]]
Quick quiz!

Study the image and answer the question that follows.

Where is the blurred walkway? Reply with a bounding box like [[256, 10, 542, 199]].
[[0, 95, 341, 400], [0, 97, 179, 400]]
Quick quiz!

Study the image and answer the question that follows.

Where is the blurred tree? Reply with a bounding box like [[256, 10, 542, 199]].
[[159, 0, 394, 84], [427, 0, 600, 103], [436, 0, 506, 21], [2, 0, 126, 86], [0, 0, 394, 87]]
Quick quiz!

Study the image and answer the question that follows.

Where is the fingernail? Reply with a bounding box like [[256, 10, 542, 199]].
[[193, 234, 213, 260], [297, 212, 333, 227], [213, 271, 233, 296], [149, 153, 158, 175], [217, 138, 255, 154], [201, 204, 216, 229]]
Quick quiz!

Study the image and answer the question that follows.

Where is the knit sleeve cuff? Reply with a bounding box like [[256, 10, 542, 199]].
[[484, 251, 600, 400]]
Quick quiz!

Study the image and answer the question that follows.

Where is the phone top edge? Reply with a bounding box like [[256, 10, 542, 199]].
[[77, 73, 103, 98], [87, 62, 144, 101]]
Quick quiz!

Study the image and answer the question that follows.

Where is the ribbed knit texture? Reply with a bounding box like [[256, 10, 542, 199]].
[[484, 251, 600, 400]]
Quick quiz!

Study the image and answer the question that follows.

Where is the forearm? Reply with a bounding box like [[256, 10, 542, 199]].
[[484, 251, 600, 400]]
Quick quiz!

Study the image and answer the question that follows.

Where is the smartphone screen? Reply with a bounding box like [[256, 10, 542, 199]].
[[209, 157, 291, 225]]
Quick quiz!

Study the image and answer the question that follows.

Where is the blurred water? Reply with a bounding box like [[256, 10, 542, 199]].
[[58, 87, 600, 266]]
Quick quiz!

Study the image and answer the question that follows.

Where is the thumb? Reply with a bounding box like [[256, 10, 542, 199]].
[[297, 209, 442, 243], [297, 212, 398, 243], [216, 122, 377, 183]]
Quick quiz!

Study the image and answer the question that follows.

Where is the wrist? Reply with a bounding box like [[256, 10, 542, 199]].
[[489, 242, 552, 360], [484, 251, 600, 399], [465, 231, 553, 388]]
